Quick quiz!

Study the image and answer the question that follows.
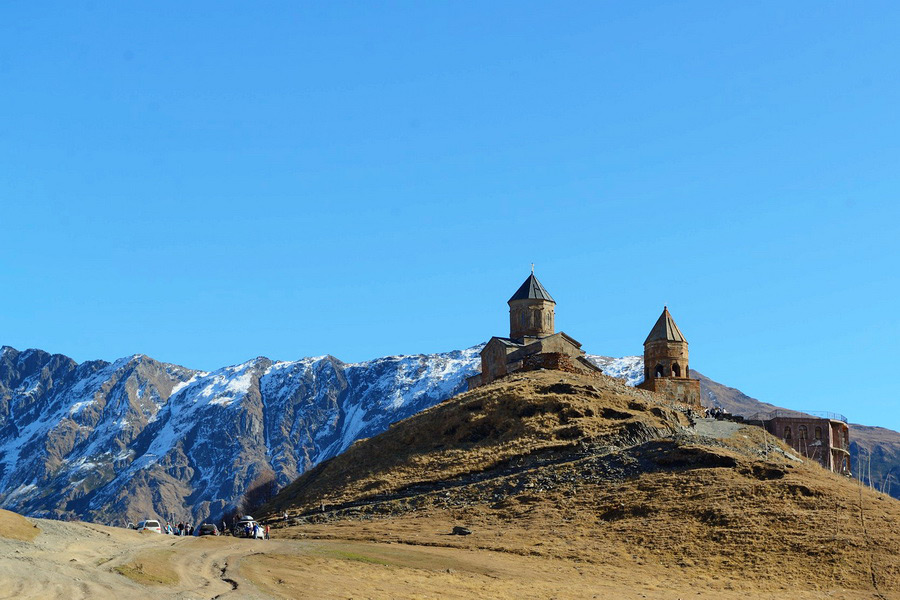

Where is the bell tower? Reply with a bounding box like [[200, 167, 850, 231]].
[[642, 306, 690, 381], [637, 306, 702, 408], [508, 272, 555, 341]]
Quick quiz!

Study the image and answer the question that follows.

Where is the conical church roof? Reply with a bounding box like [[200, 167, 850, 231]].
[[508, 273, 555, 303], [644, 306, 687, 344]]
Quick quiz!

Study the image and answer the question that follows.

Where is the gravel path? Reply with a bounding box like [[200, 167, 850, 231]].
[[689, 418, 747, 440]]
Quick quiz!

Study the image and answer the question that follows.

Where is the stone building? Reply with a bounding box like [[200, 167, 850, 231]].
[[636, 307, 702, 408], [759, 412, 851, 475], [466, 273, 601, 389]]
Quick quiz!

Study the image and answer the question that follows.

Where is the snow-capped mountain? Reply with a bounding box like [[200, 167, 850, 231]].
[[0, 344, 523, 524], [1, 344, 894, 524]]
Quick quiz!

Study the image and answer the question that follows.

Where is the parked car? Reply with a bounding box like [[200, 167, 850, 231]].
[[233, 516, 264, 539], [193, 523, 219, 537], [136, 519, 162, 533]]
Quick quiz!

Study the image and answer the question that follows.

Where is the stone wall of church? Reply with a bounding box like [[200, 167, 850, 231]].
[[479, 343, 512, 387], [509, 299, 555, 339], [521, 352, 598, 376], [644, 340, 690, 380], [638, 377, 702, 409]]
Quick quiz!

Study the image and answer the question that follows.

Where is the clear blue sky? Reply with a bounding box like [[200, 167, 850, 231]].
[[1, 2, 898, 429]]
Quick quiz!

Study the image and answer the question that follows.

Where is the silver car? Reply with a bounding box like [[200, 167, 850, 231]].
[[233, 516, 264, 539]]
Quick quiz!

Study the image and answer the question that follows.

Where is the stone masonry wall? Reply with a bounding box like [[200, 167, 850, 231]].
[[638, 377, 702, 409], [521, 352, 596, 376]]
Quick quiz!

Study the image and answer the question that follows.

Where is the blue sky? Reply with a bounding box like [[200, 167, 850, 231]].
[[1, 2, 898, 429]]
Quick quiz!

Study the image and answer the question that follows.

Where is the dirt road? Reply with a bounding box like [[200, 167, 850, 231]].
[[0, 512, 279, 599], [1, 510, 895, 600]]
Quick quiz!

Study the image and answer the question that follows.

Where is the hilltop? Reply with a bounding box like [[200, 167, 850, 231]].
[[265, 370, 900, 595]]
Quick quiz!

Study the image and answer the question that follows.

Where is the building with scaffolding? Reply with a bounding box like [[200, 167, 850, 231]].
[[749, 411, 851, 475]]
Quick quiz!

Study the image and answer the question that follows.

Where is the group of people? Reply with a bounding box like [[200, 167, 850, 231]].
[[166, 521, 194, 536], [705, 406, 730, 419]]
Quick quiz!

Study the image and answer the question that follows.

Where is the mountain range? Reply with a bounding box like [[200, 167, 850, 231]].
[[1, 344, 896, 524]]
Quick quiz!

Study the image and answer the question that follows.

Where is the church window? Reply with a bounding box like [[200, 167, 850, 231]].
[[654, 364, 665, 378], [672, 362, 682, 377], [815, 426, 822, 440], [784, 427, 792, 440], [798, 425, 807, 440]]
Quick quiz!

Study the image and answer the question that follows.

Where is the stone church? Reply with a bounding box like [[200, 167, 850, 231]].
[[467, 273, 702, 409], [466, 272, 602, 389]]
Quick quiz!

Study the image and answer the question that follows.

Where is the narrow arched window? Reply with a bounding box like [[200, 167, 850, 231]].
[[815, 426, 822, 440], [784, 427, 792, 440], [672, 362, 682, 377], [798, 425, 807, 440], [655, 364, 665, 378]]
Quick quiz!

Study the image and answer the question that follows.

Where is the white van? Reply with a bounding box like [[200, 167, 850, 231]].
[[136, 519, 162, 533]]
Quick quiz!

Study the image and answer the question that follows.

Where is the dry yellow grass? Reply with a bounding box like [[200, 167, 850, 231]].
[[263, 370, 900, 595], [0, 508, 40, 541], [240, 537, 898, 600], [268, 370, 687, 514]]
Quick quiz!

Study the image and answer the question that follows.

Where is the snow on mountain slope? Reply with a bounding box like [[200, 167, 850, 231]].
[[3, 342, 886, 523], [0, 345, 495, 524]]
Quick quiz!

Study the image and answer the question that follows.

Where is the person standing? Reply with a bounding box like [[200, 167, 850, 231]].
[[264, 524, 270, 540]]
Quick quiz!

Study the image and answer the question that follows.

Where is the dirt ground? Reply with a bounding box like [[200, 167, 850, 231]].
[[1, 509, 897, 600]]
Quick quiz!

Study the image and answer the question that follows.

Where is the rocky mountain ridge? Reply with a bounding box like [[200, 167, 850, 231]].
[[0, 344, 896, 524]]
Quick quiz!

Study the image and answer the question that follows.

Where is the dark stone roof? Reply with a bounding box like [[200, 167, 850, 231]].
[[490, 337, 525, 348], [644, 307, 687, 345], [508, 274, 555, 303]]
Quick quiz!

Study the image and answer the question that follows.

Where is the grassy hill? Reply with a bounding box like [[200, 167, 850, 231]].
[[264, 369, 900, 595]]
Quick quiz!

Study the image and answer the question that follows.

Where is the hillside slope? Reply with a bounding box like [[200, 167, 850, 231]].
[[265, 370, 900, 593], [3, 343, 899, 524]]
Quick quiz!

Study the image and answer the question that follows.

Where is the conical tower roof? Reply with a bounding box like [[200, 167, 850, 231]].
[[644, 306, 687, 345], [508, 273, 555, 303]]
